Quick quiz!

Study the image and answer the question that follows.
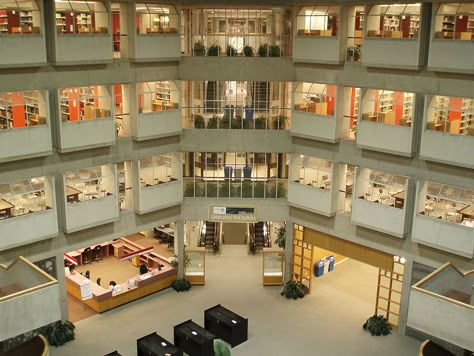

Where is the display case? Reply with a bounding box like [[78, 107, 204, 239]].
[[185, 247, 205, 285], [262, 247, 284, 285]]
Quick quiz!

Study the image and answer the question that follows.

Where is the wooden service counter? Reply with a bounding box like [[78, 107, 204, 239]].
[[66, 260, 177, 313]]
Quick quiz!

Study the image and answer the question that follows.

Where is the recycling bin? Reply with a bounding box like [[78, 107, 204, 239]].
[[224, 166, 233, 179], [326, 255, 335, 272], [245, 105, 254, 120], [314, 260, 325, 277]]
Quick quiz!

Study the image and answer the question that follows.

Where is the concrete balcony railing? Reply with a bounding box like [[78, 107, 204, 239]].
[[135, 179, 182, 215], [0, 125, 52, 163], [288, 181, 337, 217]]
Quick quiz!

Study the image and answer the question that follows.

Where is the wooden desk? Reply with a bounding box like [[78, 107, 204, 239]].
[[66, 186, 82, 203], [457, 205, 474, 221], [392, 190, 406, 209], [0, 198, 14, 219]]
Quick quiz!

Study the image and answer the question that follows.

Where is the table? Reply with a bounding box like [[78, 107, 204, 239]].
[[174, 320, 216, 356], [66, 186, 82, 203], [457, 205, 474, 221], [0, 198, 14, 219], [137, 332, 182, 356], [204, 304, 248, 347], [391, 190, 406, 209]]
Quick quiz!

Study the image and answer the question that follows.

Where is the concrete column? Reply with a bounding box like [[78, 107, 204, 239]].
[[397, 257, 412, 335], [284, 221, 293, 282], [129, 83, 138, 138], [55, 251, 69, 321], [176, 220, 185, 279]]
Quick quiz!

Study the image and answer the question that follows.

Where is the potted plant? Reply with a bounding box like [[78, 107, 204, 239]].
[[274, 226, 286, 248], [231, 117, 242, 129], [193, 114, 205, 129], [254, 182, 265, 198], [254, 116, 267, 129], [281, 280, 309, 300], [363, 315, 392, 336], [171, 278, 192, 292], [243, 45, 254, 57], [40, 320, 76, 347], [270, 44, 282, 57], [272, 115, 288, 130], [207, 44, 221, 56], [226, 45, 237, 57], [347, 46, 361, 61], [206, 182, 218, 197], [193, 41, 206, 56], [207, 116, 218, 129], [242, 181, 253, 198], [219, 116, 230, 129], [258, 43, 269, 57]]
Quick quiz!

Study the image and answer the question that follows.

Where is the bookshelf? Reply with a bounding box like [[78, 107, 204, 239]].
[[56, 12, 67, 33], [23, 91, 40, 124], [156, 81, 171, 102], [0, 95, 12, 129], [378, 91, 393, 113], [468, 17, 474, 33], [76, 13, 92, 33], [442, 15, 455, 36], [434, 96, 449, 122], [402, 93, 414, 120], [0, 11, 9, 33], [20, 11, 33, 27], [409, 16, 419, 38], [384, 15, 400, 31]]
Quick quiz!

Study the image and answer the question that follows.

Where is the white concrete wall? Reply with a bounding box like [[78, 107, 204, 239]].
[[0, 209, 58, 251], [288, 182, 336, 217], [0, 285, 61, 341], [351, 197, 407, 237], [420, 130, 474, 169], [137, 180, 182, 214], [134, 110, 182, 141], [55, 35, 112, 64], [428, 40, 474, 74], [58, 118, 115, 153], [357, 121, 415, 157], [407, 289, 474, 351], [0, 125, 52, 163], [291, 111, 339, 143], [412, 215, 474, 259], [64, 194, 119, 233], [0, 36, 47, 68], [362, 39, 420, 69], [133, 35, 181, 62], [293, 37, 342, 64]]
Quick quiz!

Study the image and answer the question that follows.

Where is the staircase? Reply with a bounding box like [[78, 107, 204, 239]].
[[253, 222, 270, 251], [201, 221, 219, 252]]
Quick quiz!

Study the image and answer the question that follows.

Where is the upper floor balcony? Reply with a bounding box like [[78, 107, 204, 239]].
[[183, 152, 288, 200], [351, 168, 412, 238], [52, 0, 112, 65], [408, 263, 474, 351], [131, 81, 181, 141], [0, 256, 61, 342], [130, 3, 180, 62], [412, 181, 474, 258], [133, 154, 182, 214], [0, 90, 52, 163], [56, 85, 115, 153], [0, 0, 46, 68], [181, 7, 291, 58], [362, 3, 424, 70], [293, 6, 345, 64], [291, 82, 342, 143], [288, 155, 339, 217], [62, 164, 119, 233], [427, 3, 474, 73], [0, 177, 58, 252], [420, 95, 474, 169], [357, 88, 416, 157]]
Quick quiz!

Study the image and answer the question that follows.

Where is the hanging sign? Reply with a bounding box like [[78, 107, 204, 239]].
[[120, 246, 154, 262], [208, 206, 258, 222]]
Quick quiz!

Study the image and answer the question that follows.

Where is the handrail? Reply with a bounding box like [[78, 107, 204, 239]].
[[0, 256, 58, 302], [411, 262, 474, 310]]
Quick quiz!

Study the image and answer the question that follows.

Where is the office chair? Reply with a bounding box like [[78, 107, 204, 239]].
[[82, 247, 92, 264], [96, 277, 101, 286], [93, 245, 102, 262], [85, 270, 90, 279]]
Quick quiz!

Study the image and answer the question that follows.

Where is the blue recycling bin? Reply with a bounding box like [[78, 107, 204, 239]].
[[245, 105, 254, 120], [314, 260, 325, 277], [224, 166, 233, 179], [326, 255, 335, 272], [243, 165, 252, 178]]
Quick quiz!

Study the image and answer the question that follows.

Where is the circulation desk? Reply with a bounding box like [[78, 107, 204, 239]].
[[65, 260, 177, 313], [174, 320, 216, 356], [204, 304, 248, 347], [137, 332, 182, 356]]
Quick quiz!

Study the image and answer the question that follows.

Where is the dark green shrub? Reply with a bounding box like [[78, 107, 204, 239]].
[[226, 45, 237, 56], [242, 181, 253, 198], [269, 182, 287, 198], [270, 44, 282, 57], [254, 116, 267, 129], [172, 278, 192, 292], [207, 44, 221, 56], [184, 181, 196, 197], [258, 43, 269, 57], [206, 183, 218, 197], [207, 116, 218, 129], [40, 320, 75, 347], [281, 281, 309, 300], [272, 115, 288, 129], [231, 117, 242, 129], [194, 114, 205, 129], [274, 226, 286, 248], [363, 315, 392, 336], [193, 41, 206, 56], [243, 45, 254, 57], [219, 116, 230, 129], [254, 182, 265, 198]]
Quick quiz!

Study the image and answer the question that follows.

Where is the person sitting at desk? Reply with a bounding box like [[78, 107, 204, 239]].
[[65, 264, 76, 275], [109, 280, 122, 294]]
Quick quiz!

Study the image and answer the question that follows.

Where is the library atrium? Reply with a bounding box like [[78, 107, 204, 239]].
[[0, 0, 473, 355]]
